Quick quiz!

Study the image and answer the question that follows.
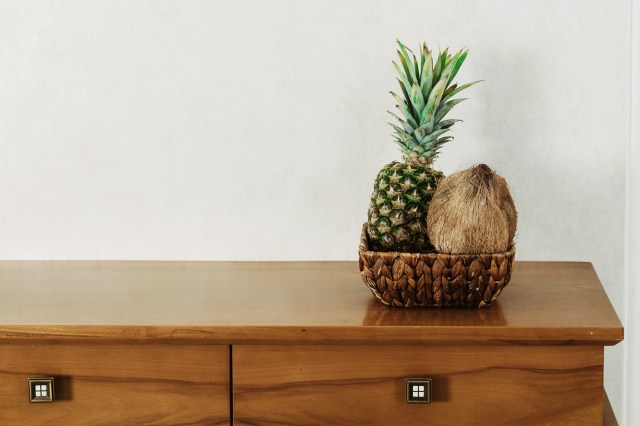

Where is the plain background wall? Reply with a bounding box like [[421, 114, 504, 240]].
[[0, 0, 630, 419], [625, 1, 639, 424]]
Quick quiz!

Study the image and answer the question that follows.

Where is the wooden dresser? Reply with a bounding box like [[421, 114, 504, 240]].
[[0, 261, 622, 425]]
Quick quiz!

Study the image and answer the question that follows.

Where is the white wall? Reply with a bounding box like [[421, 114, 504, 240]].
[[0, 0, 630, 418], [624, 1, 640, 424]]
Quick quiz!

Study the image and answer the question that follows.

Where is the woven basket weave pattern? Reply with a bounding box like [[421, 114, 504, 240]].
[[358, 224, 515, 308]]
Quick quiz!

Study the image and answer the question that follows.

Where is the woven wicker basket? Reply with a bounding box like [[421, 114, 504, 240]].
[[358, 224, 515, 308]]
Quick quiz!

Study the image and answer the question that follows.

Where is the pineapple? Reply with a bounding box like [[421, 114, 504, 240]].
[[367, 40, 478, 252]]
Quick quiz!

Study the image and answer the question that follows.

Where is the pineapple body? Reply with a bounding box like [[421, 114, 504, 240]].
[[367, 161, 444, 252]]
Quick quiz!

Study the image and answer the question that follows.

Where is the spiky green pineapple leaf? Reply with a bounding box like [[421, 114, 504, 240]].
[[440, 80, 481, 105], [396, 79, 418, 121], [388, 40, 480, 162], [396, 78, 410, 100], [443, 83, 458, 97], [396, 40, 417, 84], [391, 130, 419, 152], [390, 91, 419, 128], [396, 52, 415, 87], [434, 119, 461, 130], [441, 50, 464, 86], [419, 46, 433, 102], [433, 48, 448, 83], [412, 52, 420, 83], [410, 83, 426, 117], [419, 128, 450, 144], [447, 50, 468, 86], [434, 98, 466, 123], [392, 136, 410, 152], [444, 53, 453, 70], [396, 128, 423, 151], [436, 136, 453, 145], [388, 123, 408, 138], [390, 125, 416, 143], [421, 73, 450, 131], [388, 111, 415, 134], [393, 62, 412, 96]]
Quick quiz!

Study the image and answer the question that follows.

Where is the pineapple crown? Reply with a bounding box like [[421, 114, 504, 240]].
[[389, 39, 479, 164]]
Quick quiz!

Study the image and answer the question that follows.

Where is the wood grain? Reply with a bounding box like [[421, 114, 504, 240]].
[[0, 261, 623, 345], [0, 343, 229, 425], [233, 345, 604, 425]]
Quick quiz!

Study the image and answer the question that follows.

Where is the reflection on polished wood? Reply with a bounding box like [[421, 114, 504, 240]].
[[0, 261, 623, 424], [0, 261, 622, 344]]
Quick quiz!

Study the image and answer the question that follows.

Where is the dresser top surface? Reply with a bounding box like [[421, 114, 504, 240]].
[[0, 261, 622, 344]]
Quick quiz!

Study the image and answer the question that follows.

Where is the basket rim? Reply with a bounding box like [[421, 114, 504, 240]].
[[359, 223, 515, 258]]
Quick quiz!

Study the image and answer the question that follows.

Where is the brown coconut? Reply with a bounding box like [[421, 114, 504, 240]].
[[427, 164, 517, 254]]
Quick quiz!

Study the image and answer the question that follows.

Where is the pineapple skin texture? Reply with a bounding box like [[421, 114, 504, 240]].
[[367, 161, 444, 252]]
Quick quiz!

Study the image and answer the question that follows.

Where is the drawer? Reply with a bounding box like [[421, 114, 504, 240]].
[[0, 342, 229, 425], [233, 345, 603, 425]]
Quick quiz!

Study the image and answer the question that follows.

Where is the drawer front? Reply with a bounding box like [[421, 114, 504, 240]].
[[233, 345, 603, 425], [0, 343, 229, 425]]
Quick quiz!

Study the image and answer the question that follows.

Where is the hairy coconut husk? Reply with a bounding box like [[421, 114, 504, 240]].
[[427, 164, 517, 254]]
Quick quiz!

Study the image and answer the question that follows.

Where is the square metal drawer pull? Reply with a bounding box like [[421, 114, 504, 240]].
[[28, 378, 54, 403], [405, 378, 431, 404]]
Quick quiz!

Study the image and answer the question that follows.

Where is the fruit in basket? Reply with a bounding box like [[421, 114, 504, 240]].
[[427, 164, 517, 254], [367, 40, 479, 252]]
